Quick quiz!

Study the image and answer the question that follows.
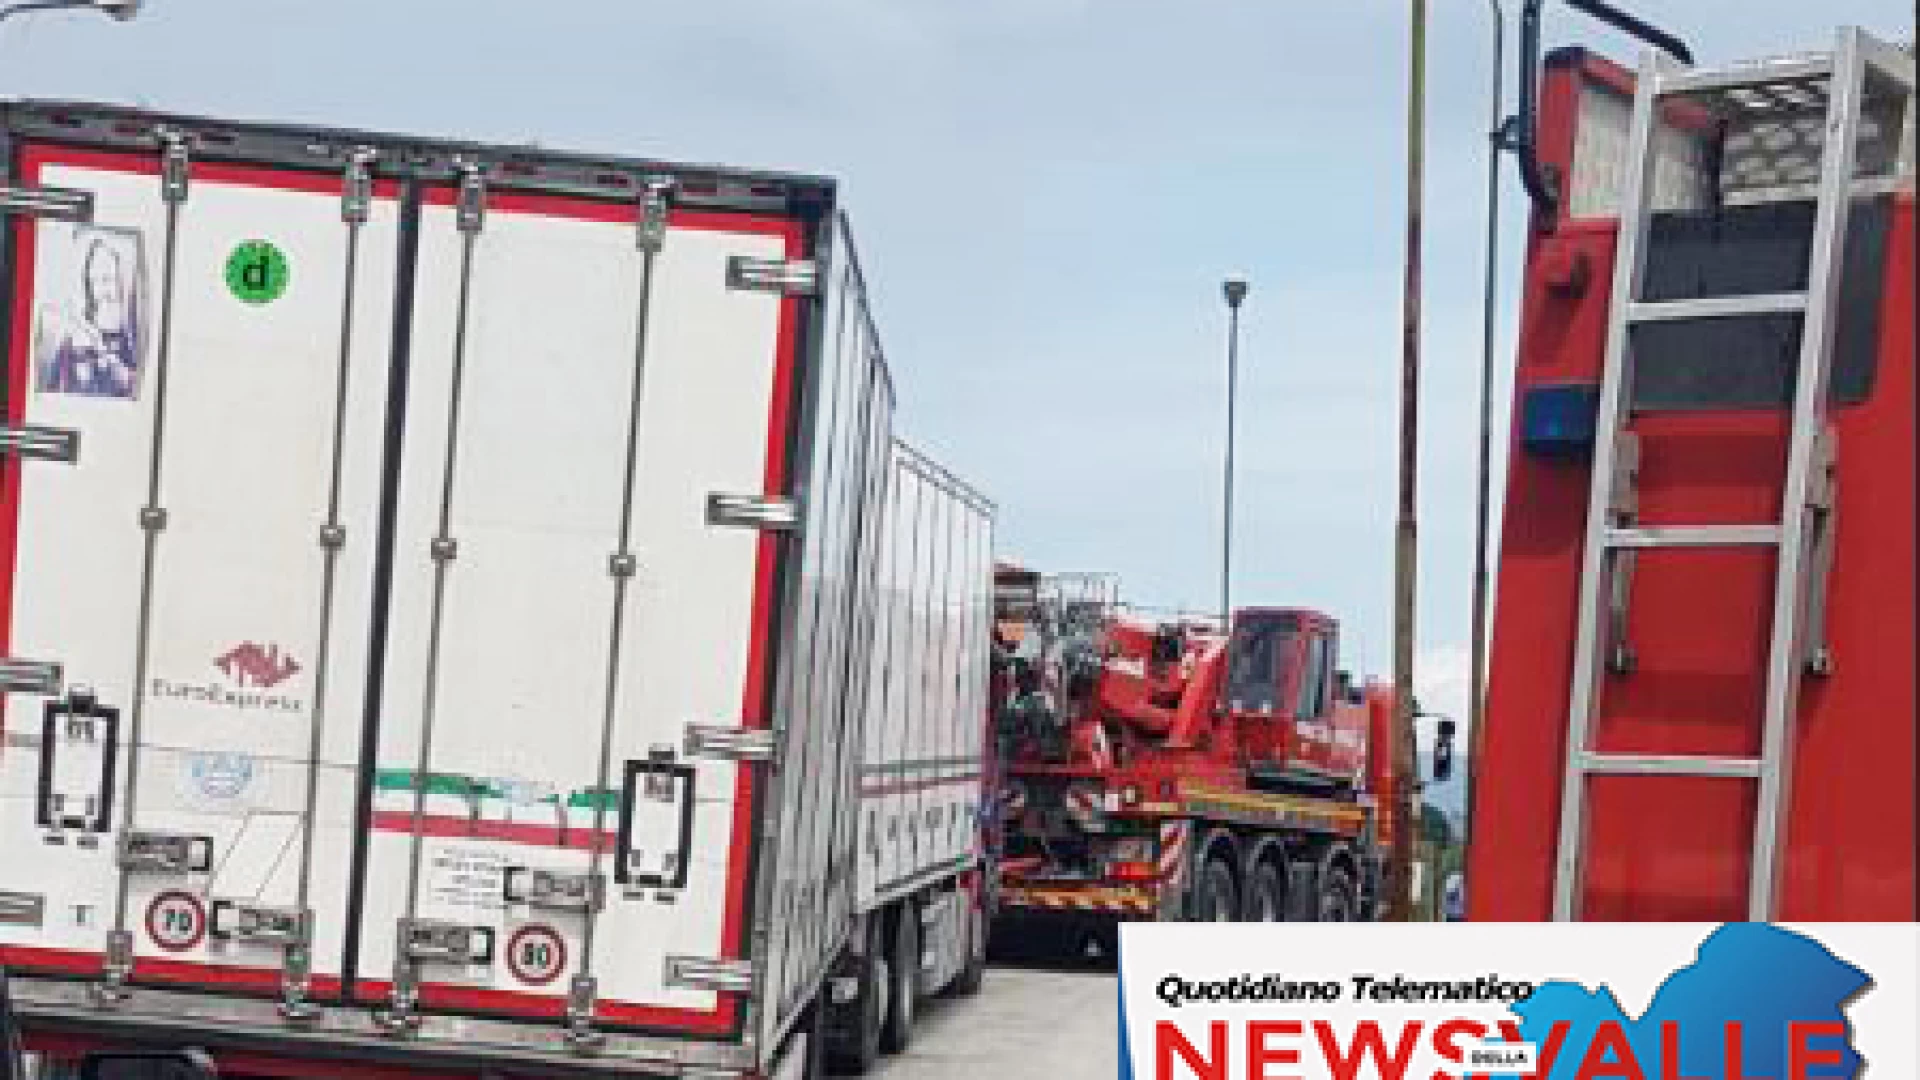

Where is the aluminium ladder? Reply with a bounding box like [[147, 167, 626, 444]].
[[1552, 27, 1916, 922]]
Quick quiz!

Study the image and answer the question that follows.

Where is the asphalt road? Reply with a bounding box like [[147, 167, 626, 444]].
[[870, 959, 1119, 1080]]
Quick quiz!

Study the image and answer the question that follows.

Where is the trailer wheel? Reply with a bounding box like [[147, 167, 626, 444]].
[[825, 920, 886, 1075], [879, 906, 919, 1054], [1194, 857, 1239, 922], [1318, 865, 1358, 922], [1247, 860, 1287, 922], [947, 899, 987, 997], [797, 992, 830, 1080]]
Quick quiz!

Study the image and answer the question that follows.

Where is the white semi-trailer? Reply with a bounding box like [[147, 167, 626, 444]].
[[0, 100, 993, 1079]]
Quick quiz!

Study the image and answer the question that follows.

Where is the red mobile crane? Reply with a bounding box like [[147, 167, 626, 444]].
[[1467, 10, 1914, 921], [989, 567, 1448, 943]]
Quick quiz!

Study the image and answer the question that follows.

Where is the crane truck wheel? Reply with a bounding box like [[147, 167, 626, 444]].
[[1317, 865, 1359, 923], [1193, 857, 1239, 922], [879, 905, 919, 1054], [1247, 860, 1288, 922], [825, 919, 887, 1074]]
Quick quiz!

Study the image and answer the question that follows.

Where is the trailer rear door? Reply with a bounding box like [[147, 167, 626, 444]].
[[0, 139, 402, 998], [348, 183, 802, 1034]]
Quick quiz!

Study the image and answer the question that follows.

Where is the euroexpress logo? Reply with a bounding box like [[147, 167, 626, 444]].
[[150, 642, 305, 716], [1134, 924, 1873, 1080]]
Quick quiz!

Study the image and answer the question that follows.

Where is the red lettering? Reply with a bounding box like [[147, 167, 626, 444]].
[[1247, 1021, 1303, 1080], [1789, 1022, 1845, 1079], [1434, 1019, 1488, 1064], [1574, 1022, 1647, 1080], [1157, 1021, 1228, 1080], [1659, 1022, 1708, 1080], [1725, 1023, 1772, 1080], [1431, 1020, 1488, 1080], [1781, 1014, 1843, 1076], [1316, 1020, 1422, 1080]]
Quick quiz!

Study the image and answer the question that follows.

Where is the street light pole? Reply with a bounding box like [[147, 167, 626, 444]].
[[1220, 275, 1248, 631], [1390, 0, 1427, 922]]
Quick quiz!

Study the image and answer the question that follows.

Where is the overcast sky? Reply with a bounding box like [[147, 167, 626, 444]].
[[6, 1, 1909, 786]]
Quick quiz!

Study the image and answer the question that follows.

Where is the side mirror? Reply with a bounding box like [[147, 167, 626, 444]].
[[1432, 717, 1457, 783], [1334, 670, 1364, 706], [80, 1050, 218, 1080]]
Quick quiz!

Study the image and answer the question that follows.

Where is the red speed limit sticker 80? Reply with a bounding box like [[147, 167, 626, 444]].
[[145, 891, 207, 952], [506, 924, 568, 986]]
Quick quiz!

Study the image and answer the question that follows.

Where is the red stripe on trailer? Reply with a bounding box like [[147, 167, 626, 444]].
[[367, 810, 618, 850]]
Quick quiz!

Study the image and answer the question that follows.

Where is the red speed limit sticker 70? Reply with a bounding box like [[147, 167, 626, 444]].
[[145, 891, 207, 952], [505, 924, 568, 986]]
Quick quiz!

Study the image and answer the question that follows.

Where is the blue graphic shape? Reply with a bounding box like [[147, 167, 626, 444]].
[[1513, 924, 1869, 1079]]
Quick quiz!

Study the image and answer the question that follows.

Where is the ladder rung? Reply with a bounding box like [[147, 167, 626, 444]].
[[1656, 56, 1832, 99], [1576, 752, 1763, 778], [1605, 525, 1781, 549], [1627, 294, 1807, 322]]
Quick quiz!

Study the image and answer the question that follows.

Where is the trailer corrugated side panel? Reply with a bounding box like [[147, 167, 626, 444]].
[[853, 442, 991, 913], [752, 213, 894, 1055]]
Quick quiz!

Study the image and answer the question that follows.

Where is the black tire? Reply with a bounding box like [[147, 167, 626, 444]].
[[878, 907, 919, 1055], [947, 900, 987, 997], [1247, 860, 1287, 922], [825, 921, 886, 1075], [796, 993, 830, 1080], [1193, 857, 1239, 923], [1318, 865, 1358, 923]]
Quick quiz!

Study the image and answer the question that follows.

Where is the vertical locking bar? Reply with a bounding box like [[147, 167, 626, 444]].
[[386, 159, 486, 1030], [284, 148, 378, 1020], [98, 127, 192, 1005], [571, 176, 674, 1047]]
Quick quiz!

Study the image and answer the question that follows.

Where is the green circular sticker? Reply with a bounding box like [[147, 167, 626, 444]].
[[225, 240, 289, 305]]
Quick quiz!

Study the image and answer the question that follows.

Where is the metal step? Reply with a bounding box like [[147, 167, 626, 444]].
[[1604, 525, 1781, 549], [1625, 293, 1807, 323], [1574, 752, 1763, 779]]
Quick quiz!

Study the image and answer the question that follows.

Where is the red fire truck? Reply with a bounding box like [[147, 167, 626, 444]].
[[1467, 11, 1914, 921]]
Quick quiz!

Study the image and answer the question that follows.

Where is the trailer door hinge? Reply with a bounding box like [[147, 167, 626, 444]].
[[638, 176, 674, 252], [210, 900, 310, 947], [0, 424, 81, 464], [726, 256, 820, 297], [684, 724, 777, 764], [0, 890, 46, 927], [665, 955, 754, 994], [707, 493, 799, 533], [157, 128, 192, 204], [118, 830, 214, 874], [0, 658, 63, 696], [342, 148, 377, 224], [454, 160, 486, 234], [0, 185, 93, 221]]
